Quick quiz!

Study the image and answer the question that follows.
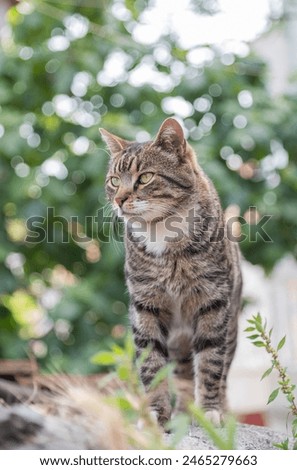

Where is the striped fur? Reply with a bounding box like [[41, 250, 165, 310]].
[[100, 118, 242, 426]]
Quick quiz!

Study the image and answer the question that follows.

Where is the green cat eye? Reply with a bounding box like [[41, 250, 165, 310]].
[[110, 176, 120, 187], [139, 172, 154, 184]]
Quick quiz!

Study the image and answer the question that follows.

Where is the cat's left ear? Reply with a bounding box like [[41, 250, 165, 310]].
[[152, 118, 186, 153], [99, 128, 130, 156]]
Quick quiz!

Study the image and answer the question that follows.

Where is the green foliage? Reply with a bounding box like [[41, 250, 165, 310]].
[[92, 334, 139, 384], [274, 438, 290, 450], [246, 313, 297, 450], [91, 336, 186, 449], [0, 0, 297, 370], [91, 337, 167, 449]]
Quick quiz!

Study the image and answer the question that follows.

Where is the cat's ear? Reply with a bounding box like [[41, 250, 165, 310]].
[[99, 128, 130, 155], [153, 118, 186, 152]]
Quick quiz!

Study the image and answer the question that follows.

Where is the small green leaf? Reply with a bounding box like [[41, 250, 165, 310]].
[[287, 394, 294, 404], [274, 438, 289, 450], [252, 341, 265, 347], [267, 388, 279, 404], [225, 415, 237, 450], [117, 363, 130, 381], [261, 366, 273, 381], [245, 326, 255, 332], [269, 328, 273, 338], [277, 336, 286, 351], [91, 351, 116, 366], [114, 396, 134, 411], [255, 323, 264, 333], [247, 334, 259, 340], [253, 313, 264, 333], [111, 344, 125, 356], [282, 438, 289, 450]]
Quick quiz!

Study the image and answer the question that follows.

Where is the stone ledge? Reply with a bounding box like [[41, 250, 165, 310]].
[[0, 404, 292, 450], [178, 424, 290, 450]]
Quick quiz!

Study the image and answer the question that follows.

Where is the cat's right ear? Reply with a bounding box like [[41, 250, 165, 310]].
[[152, 118, 186, 154], [99, 128, 130, 155]]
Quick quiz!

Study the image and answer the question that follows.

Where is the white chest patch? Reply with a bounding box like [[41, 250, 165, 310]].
[[128, 215, 190, 256], [144, 223, 170, 255]]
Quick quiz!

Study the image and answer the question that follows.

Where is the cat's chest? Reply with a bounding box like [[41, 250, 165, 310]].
[[129, 216, 189, 256], [142, 223, 171, 256]]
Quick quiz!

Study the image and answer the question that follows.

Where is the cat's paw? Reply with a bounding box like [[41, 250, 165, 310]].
[[204, 409, 224, 427]]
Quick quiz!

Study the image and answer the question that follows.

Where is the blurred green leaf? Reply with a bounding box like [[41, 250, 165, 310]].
[[149, 363, 176, 390], [274, 438, 289, 450], [91, 351, 116, 366], [261, 366, 273, 381], [277, 336, 286, 351], [247, 334, 259, 340], [244, 327, 255, 332], [267, 388, 279, 405], [252, 341, 265, 347]]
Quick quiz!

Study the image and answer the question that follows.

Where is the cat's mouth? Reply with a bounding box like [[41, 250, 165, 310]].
[[115, 201, 175, 224], [114, 200, 149, 218]]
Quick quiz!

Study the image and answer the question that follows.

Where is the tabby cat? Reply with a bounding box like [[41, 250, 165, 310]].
[[100, 118, 242, 427]]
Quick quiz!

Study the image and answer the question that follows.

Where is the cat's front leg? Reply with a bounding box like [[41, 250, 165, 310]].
[[193, 306, 230, 426], [193, 346, 227, 426], [131, 307, 171, 427]]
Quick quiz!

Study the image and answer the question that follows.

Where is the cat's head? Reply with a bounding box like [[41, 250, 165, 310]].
[[100, 118, 198, 222]]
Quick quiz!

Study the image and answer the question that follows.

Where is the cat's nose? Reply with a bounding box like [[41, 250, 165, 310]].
[[115, 195, 129, 207]]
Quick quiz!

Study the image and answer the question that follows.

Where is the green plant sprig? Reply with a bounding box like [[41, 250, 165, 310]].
[[246, 313, 297, 449]]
